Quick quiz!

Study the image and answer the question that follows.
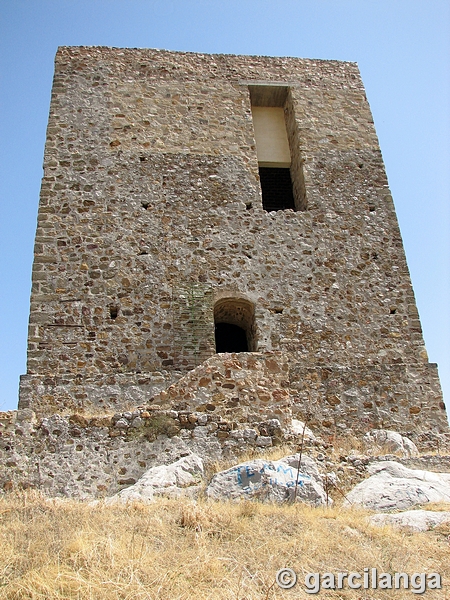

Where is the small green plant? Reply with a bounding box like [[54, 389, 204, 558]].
[[143, 413, 177, 440]]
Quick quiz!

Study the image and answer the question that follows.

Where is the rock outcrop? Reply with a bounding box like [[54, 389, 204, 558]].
[[109, 454, 204, 503], [206, 454, 329, 505], [370, 510, 450, 532], [345, 461, 450, 511], [363, 429, 419, 457]]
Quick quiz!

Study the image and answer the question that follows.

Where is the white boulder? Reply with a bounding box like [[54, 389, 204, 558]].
[[109, 454, 204, 503], [363, 429, 418, 457], [345, 461, 450, 511], [206, 454, 328, 505], [290, 419, 316, 441], [370, 510, 450, 532]]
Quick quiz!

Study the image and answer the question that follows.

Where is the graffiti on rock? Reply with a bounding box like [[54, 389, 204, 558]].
[[236, 462, 311, 491]]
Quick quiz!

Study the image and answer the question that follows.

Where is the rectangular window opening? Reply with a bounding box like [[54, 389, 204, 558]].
[[259, 167, 295, 211], [248, 84, 306, 212]]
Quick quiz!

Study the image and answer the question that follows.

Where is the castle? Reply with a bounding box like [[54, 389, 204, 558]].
[[2, 47, 448, 497]]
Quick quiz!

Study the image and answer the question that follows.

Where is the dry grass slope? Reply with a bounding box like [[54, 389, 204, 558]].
[[0, 491, 448, 599]]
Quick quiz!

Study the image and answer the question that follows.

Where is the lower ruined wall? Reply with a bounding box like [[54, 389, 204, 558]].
[[18, 371, 173, 418], [0, 408, 289, 498], [289, 361, 447, 435], [0, 402, 448, 499], [18, 352, 448, 434], [3, 352, 448, 498]]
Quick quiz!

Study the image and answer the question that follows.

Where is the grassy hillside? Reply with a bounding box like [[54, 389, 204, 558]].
[[0, 490, 448, 599]]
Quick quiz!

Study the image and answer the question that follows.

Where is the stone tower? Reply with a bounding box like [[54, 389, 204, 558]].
[[19, 46, 448, 438]]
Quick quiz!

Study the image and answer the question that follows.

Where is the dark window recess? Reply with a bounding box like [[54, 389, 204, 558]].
[[259, 167, 295, 211], [215, 323, 248, 353]]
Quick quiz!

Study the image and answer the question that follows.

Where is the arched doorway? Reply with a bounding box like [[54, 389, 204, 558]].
[[214, 298, 256, 353]]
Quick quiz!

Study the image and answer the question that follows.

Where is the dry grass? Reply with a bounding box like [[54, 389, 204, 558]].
[[0, 491, 448, 599]]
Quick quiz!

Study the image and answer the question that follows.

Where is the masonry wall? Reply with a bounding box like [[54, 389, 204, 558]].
[[19, 47, 447, 435]]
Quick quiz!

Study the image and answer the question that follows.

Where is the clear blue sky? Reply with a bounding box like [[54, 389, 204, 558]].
[[1, 0, 449, 414]]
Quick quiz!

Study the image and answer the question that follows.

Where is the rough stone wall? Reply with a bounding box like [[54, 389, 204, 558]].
[[1, 396, 448, 498], [0, 402, 290, 498], [19, 47, 448, 436]]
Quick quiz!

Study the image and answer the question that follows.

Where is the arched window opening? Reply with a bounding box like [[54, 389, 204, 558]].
[[214, 298, 256, 353]]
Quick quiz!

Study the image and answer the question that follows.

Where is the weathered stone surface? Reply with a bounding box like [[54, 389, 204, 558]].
[[370, 510, 450, 532], [206, 454, 328, 505], [0, 408, 292, 496], [255, 436, 272, 447], [109, 454, 204, 503], [16, 46, 447, 439], [290, 419, 316, 441], [3, 47, 449, 498], [363, 429, 419, 457], [345, 461, 450, 511]]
